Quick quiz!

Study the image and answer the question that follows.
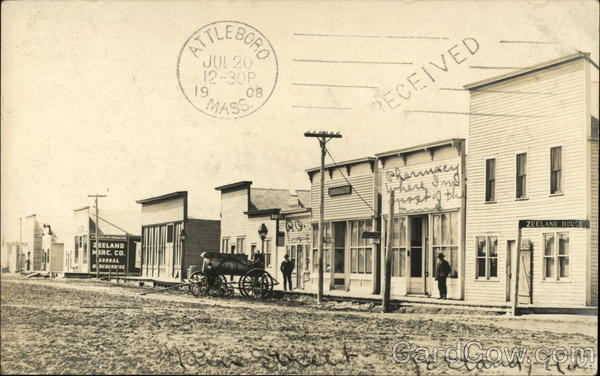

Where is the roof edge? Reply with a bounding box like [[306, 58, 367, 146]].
[[306, 157, 376, 173], [463, 52, 590, 90], [214, 181, 252, 191], [136, 191, 187, 204], [375, 138, 465, 159]]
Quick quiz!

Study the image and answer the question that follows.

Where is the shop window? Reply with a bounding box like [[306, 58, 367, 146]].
[[221, 238, 229, 253], [475, 236, 498, 279], [544, 232, 569, 280], [432, 212, 459, 278], [236, 237, 246, 254], [350, 219, 372, 274], [550, 147, 562, 194], [383, 217, 407, 277], [311, 223, 331, 273], [485, 158, 496, 202], [74, 238, 79, 264], [516, 153, 527, 198], [167, 224, 174, 243], [83, 235, 88, 263]]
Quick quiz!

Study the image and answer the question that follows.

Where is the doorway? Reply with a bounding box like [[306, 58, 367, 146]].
[[408, 216, 428, 294], [333, 222, 346, 289]]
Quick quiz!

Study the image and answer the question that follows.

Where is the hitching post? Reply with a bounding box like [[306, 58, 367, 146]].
[[304, 131, 342, 304], [382, 190, 395, 313]]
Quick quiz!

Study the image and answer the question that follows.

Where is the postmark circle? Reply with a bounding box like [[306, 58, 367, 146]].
[[177, 21, 278, 119]]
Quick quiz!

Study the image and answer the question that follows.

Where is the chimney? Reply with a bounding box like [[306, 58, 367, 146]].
[[288, 190, 300, 209]]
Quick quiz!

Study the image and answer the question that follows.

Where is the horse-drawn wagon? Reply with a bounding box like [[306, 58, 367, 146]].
[[187, 251, 278, 298]]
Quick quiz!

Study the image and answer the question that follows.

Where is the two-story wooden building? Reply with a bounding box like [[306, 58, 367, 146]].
[[464, 52, 598, 308]]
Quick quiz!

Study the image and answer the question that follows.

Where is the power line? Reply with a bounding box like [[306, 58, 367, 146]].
[[324, 148, 378, 216]]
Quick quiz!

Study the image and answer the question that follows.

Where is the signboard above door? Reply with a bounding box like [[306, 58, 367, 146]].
[[519, 219, 590, 229], [328, 185, 352, 197]]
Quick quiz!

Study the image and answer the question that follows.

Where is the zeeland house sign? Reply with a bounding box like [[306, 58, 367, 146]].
[[90, 237, 128, 273]]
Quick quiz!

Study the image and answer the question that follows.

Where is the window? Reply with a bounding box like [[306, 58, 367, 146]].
[[550, 146, 562, 194], [432, 212, 459, 278], [350, 219, 372, 274], [167, 224, 174, 243], [383, 217, 407, 277], [475, 236, 498, 279], [265, 238, 272, 267], [485, 158, 496, 202], [516, 153, 527, 198], [236, 237, 246, 254], [311, 223, 331, 273], [221, 238, 229, 253], [544, 232, 569, 280]]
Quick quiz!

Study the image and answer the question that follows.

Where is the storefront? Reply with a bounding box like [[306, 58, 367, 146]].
[[137, 191, 220, 282], [280, 196, 311, 290], [305, 157, 380, 294], [376, 139, 466, 300]]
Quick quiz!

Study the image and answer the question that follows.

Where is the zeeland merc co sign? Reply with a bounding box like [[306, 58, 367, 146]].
[[519, 219, 590, 229]]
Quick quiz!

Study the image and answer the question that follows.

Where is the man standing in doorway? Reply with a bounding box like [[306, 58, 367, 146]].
[[434, 253, 451, 299], [280, 254, 294, 291]]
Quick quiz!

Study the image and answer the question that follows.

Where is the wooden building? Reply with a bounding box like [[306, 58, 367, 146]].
[[376, 139, 467, 299], [136, 191, 220, 282], [305, 157, 380, 294], [463, 52, 598, 308], [215, 182, 309, 287], [68, 206, 141, 275], [22, 214, 44, 272]]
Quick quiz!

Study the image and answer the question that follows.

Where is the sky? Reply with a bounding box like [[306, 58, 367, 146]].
[[1, 0, 598, 243]]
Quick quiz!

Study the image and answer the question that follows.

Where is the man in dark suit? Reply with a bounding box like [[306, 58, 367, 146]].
[[280, 254, 294, 291], [434, 253, 452, 299]]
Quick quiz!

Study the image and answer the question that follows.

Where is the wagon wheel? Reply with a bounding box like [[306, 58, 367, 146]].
[[188, 272, 208, 298], [259, 274, 274, 298], [239, 269, 265, 298], [209, 275, 233, 297]]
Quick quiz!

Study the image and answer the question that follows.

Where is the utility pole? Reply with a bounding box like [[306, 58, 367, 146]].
[[88, 194, 107, 279], [382, 190, 395, 312], [304, 131, 342, 304]]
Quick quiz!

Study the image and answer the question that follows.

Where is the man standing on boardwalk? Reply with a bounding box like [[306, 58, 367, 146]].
[[280, 254, 294, 291], [434, 253, 452, 300]]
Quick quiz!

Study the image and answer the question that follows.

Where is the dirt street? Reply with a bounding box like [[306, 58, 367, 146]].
[[0, 275, 597, 375]]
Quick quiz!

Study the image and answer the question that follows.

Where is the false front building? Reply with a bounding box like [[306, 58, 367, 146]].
[[464, 52, 598, 308], [136, 191, 220, 282], [376, 139, 467, 299]]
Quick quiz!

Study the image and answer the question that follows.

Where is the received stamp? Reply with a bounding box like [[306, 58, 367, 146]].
[[177, 21, 278, 119]]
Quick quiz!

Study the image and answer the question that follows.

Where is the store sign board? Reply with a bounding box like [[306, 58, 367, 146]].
[[90, 238, 127, 273], [519, 219, 590, 229], [361, 231, 381, 239]]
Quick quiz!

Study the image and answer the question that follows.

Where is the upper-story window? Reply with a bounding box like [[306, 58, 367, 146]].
[[485, 158, 496, 202], [550, 146, 562, 194], [236, 237, 246, 254], [516, 153, 527, 199]]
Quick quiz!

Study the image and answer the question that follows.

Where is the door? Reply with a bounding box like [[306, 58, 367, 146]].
[[518, 246, 532, 305], [408, 216, 427, 294], [333, 222, 346, 289], [506, 240, 514, 301], [165, 224, 174, 279]]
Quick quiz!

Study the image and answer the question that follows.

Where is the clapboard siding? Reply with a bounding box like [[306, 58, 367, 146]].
[[284, 213, 311, 244], [220, 188, 250, 244], [311, 174, 376, 221], [466, 59, 592, 307], [590, 140, 598, 306]]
